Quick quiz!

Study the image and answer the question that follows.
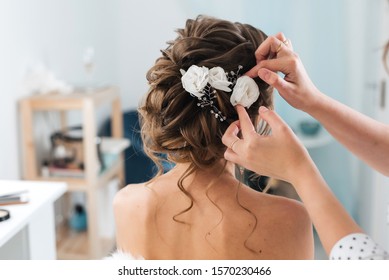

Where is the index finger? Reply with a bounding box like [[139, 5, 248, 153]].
[[236, 105, 256, 139], [254, 33, 287, 62]]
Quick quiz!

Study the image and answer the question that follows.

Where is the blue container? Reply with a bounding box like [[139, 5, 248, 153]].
[[299, 120, 321, 136], [69, 204, 87, 232]]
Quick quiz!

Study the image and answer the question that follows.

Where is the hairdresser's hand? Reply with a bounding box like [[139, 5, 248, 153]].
[[222, 105, 314, 185], [246, 33, 321, 113]]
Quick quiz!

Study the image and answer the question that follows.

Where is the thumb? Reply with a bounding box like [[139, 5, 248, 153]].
[[258, 68, 289, 91], [258, 106, 288, 131]]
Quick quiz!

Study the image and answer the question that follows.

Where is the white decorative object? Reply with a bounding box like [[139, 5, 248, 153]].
[[180, 65, 209, 98], [230, 76, 260, 109], [209, 66, 232, 92], [20, 63, 73, 95]]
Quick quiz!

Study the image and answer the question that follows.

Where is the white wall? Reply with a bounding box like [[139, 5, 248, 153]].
[[0, 0, 121, 179], [0, 0, 190, 180], [116, 0, 188, 110], [343, 0, 374, 230]]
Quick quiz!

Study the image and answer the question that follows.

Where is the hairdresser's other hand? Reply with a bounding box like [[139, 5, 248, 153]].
[[222, 105, 314, 185], [246, 33, 321, 112]]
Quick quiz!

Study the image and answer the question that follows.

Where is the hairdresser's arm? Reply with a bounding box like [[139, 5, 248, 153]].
[[304, 92, 389, 177], [222, 105, 363, 255], [247, 33, 389, 176]]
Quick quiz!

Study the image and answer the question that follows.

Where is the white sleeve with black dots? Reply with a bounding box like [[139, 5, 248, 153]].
[[329, 233, 389, 260]]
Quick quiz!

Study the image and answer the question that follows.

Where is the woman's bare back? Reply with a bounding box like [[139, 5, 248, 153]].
[[114, 166, 314, 260]]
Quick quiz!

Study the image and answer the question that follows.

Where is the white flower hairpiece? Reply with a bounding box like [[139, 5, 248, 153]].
[[230, 76, 260, 109], [180, 65, 260, 121]]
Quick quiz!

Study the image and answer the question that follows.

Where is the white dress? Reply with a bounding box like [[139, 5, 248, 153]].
[[105, 250, 144, 260], [329, 233, 389, 260]]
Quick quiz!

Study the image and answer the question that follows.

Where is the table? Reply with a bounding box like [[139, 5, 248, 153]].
[[0, 180, 67, 259]]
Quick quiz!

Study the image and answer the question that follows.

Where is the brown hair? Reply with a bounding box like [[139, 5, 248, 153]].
[[139, 15, 273, 173], [139, 16, 273, 253]]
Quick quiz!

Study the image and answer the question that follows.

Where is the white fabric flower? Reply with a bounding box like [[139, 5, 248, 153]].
[[208, 67, 232, 92], [180, 65, 209, 98], [230, 76, 260, 108]]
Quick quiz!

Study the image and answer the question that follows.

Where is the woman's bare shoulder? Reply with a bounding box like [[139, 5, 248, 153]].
[[113, 183, 157, 215], [244, 186, 309, 219], [113, 183, 161, 233], [113, 183, 159, 253], [242, 188, 314, 259], [266, 195, 314, 259], [273, 196, 311, 230], [249, 190, 311, 229]]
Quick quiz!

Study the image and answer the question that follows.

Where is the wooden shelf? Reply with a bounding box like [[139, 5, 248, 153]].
[[19, 86, 124, 259], [33, 159, 124, 192], [22, 86, 120, 111]]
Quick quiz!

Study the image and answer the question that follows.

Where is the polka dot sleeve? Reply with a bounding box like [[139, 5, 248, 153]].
[[330, 233, 389, 260]]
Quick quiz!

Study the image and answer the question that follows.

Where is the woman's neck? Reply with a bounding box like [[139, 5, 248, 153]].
[[160, 160, 237, 193], [171, 160, 235, 178]]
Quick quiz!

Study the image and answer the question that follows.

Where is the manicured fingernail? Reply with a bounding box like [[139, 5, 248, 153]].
[[259, 106, 268, 113]]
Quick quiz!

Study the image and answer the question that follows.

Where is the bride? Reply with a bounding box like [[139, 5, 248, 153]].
[[113, 15, 314, 260]]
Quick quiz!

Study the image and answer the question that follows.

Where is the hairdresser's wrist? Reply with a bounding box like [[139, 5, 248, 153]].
[[288, 157, 322, 190], [298, 87, 325, 115], [301, 88, 327, 115]]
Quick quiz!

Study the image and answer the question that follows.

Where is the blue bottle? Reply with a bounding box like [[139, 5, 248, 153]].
[[69, 204, 87, 232]]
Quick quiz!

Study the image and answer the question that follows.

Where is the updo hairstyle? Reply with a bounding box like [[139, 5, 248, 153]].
[[139, 15, 274, 174]]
